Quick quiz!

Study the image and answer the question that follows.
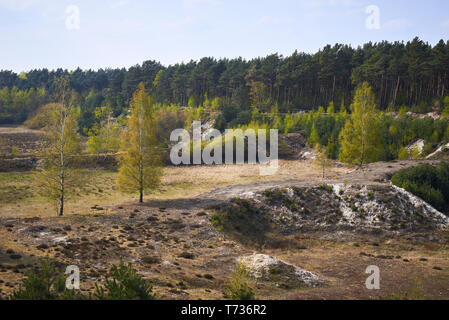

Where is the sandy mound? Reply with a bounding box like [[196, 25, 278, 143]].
[[210, 184, 448, 245], [239, 254, 326, 288]]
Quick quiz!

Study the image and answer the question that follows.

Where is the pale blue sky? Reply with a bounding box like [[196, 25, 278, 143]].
[[1, 0, 449, 72]]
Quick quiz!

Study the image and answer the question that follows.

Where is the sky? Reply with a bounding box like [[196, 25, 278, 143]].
[[1, 0, 449, 72]]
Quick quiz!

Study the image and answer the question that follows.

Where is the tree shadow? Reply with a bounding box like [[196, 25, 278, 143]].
[[140, 197, 224, 211]]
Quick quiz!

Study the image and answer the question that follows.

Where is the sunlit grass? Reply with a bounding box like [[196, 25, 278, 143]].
[[0, 160, 349, 218]]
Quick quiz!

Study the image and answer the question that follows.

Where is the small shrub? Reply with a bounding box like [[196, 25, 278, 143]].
[[319, 184, 332, 192], [178, 252, 195, 259], [209, 213, 223, 230], [11, 259, 153, 300], [263, 190, 273, 199], [94, 259, 155, 300], [10, 259, 82, 300], [278, 140, 292, 158], [274, 189, 284, 200], [224, 263, 256, 300]]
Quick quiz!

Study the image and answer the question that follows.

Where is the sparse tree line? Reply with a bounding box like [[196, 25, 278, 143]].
[[1, 37, 449, 131]]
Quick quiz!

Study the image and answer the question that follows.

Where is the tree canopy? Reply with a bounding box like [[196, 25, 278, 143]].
[[117, 83, 163, 203], [1, 37, 449, 131]]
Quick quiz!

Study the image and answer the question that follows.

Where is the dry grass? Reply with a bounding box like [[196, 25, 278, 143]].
[[0, 160, 350, 218], [262, 237, 449, 300]]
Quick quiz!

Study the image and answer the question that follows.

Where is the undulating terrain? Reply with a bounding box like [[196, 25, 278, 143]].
[[1, 127, 448, 300]]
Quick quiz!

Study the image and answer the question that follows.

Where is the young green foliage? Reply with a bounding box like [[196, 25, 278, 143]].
[[392, 162, 449, 215], [314, 144, 331, 179], [94, 259, 155, 300], [441, 96, 449, 118], [86, 104, 124, 155], [11, 259, 153, 300], [117, 82, 162, 203], [339, 82, 383, 166], [309, 122, 320, 146], [0, 137, 5, 156], [10, 259, 83, 300], [224, 262, 256, 300]]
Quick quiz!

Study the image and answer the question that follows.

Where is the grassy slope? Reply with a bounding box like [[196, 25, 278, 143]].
[[0, 160, 348, 218]]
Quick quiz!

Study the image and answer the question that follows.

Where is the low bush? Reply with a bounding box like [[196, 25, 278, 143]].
[[11, 258, 154, 300], [94, 259, 155, 300], [10, 259, 84, 300], [224, 263, 256, 300], [391, 162, 449, 215]]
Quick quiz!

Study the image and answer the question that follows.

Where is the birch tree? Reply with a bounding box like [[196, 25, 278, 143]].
[[339, 82, 382, 167], [314, 144, 331, 179], [117, 83, 162, 203], [35, 76, 82, 216], [86, 105, 124, 155]]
